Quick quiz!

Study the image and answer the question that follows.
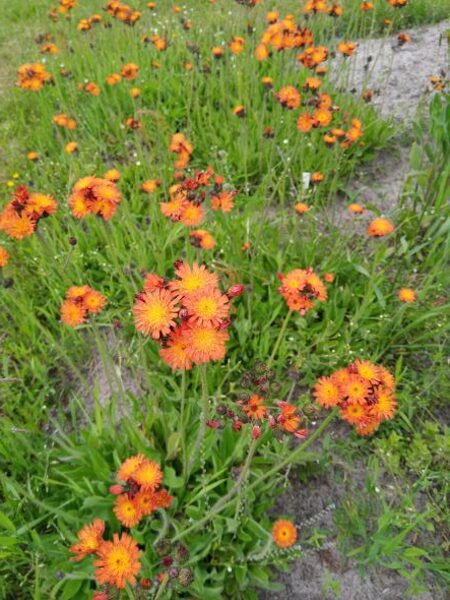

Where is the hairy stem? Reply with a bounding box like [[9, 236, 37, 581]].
[[267, 309, 292, 368], [174, 409, 337, 542]]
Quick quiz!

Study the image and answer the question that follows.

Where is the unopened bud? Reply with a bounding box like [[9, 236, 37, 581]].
[[227, 284, 244, 298], [109, 484, 124, 495], [252, 425, 261, 439]]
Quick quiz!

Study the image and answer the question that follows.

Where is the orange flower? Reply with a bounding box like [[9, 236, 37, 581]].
[[0, 246, 9, 267], [133, 459, 163, 491], [84, 82, 101, 96], [133, 288, 178, 339], [314, 376, 341, 407], [94, 532, 141, 589], [183, 287, 229, 327], [324, 272, 334, 283], [141, 179, 161, 193], [370, 390, 397, 420], [277, 402, 302, 433], [60, 300, 86, 327], [104, 169, 121, 182], [233, 105, 246, 118], [313, 361, 397, 435], [65, 142, 78, 154], [337, 40, 357, 57], [106, 73, 122, 85], [0, 186, 57, 240], [398, 288, 416, 303], [184, 325, 229, 364], [114, 494, 142, 528], [133, 489, 158, 516], [243, 394, 267, 420], [275, 86, 301, 109], [341, 376, 370, 404], [229, 36, 245, 54], [169, 133, 193, 169], [272, 519, 297, 549], [180, 202, 205, 226], [348, 203, 364, 214], [60, 286, 106, 327], [294, 202, 310, 214], [367, 217, 394, 237], [70, 519, 105, 561], [169, 262, 218, 300], [69, 176, 122, 220], [16, 63, 52, 91], [121, 63, 139, 80], [53, 113, 76, 129], [210, 190, 236, 213], [27, 151, 39, 161], [189, 229, 216, 250], [278, 268, 327, 315], [297, 112, 314, 133], [118, 454, 146, 482], [340, 402, 366, 425], [314, 107, 332, 127], [160, 326, 192, 371]]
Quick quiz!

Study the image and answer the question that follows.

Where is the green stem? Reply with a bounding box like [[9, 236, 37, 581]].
[[180, 369, 188, 480], [186, 365, 209, 478], [174, 409, 337, 542], [267, 310, 292, 368], [153, 574, 169, 600]]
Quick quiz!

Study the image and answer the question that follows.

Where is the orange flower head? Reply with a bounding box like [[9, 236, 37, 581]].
[[243, 395, 267, 420], [70, 519, 105, 561], [348, 203, 364, 214], [341, 376, 370, 404], [160, 326, 192, 371], [183, 287, 229, 327], [94, 532, 141, 589], [184, 324, 229, 364], [133, 489, 158, 516], [121, 63, 139, 80], [398, 288, 416, 303], [133, 459, 163, 491], [118, 454, 146, 482], [133, 288, 178, 339], [141, 179, 161, 193], [367, 217, 394, 237], [180, 202, 205, 227], [169, 262, 218, 300], [0, 246, 9, 267], [114, 494, 142, 528], [295, 202, 310, 214], [275, 86, 301, 109], [272, 519, 297, 548], [60, 300, 86, 327], [314, 376, 341, 407]]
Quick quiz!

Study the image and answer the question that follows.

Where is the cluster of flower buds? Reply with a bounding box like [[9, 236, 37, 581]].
[[207, 363, 308, 440]]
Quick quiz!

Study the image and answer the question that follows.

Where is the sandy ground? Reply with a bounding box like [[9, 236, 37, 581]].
[[335, 20, 449, 121]]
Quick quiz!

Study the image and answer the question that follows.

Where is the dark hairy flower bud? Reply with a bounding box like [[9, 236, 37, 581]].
[[154, 539, 171, 556], [178, 567, 194, 587], [175, 544, 189, 563], [69, 236, 77, 246]]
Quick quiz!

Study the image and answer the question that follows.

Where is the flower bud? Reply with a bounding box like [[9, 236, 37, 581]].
[[178, 567, 194, 587], [252, 425, 261, 439], [227, 284, 244, 298], [109, 484, 124, 495]]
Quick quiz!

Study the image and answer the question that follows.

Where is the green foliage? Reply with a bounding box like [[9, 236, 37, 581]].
[[0, 0, 449, 598]]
